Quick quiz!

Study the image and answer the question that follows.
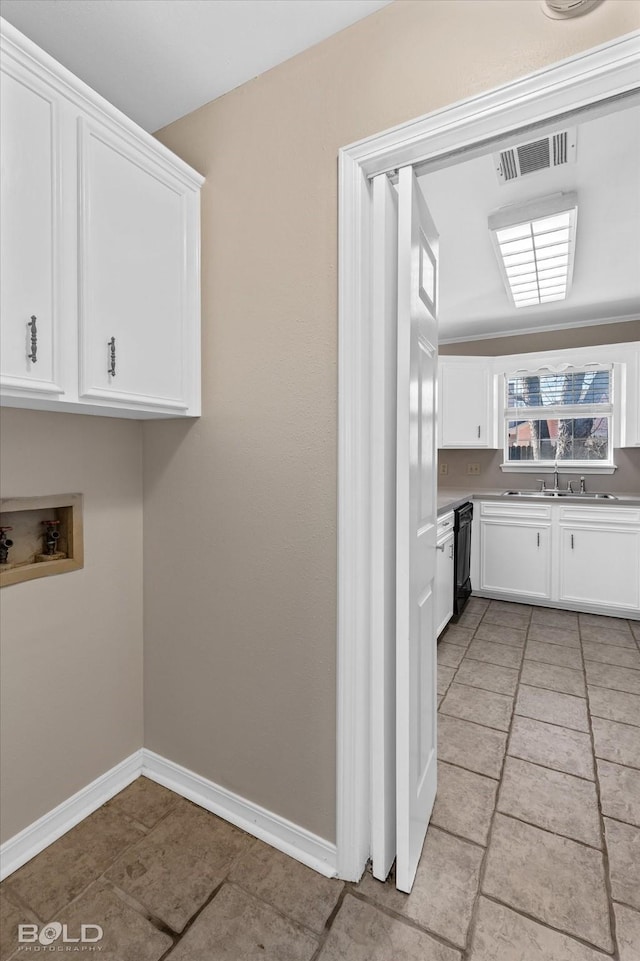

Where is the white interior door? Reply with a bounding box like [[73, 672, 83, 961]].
[[395, 165, 439, 893], [370, 172, 398, 881]]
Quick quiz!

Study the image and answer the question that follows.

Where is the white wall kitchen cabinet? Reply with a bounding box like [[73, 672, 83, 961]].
[[624, 349, 640, 446], [0, 19, 203, 419], [559, 506, 640, 612], [479, 502, 552, 600], [78, 120, 196, 412], [436, 512, 455, 636], [438, 357, 496, 448], [0, 52, 63, 399]]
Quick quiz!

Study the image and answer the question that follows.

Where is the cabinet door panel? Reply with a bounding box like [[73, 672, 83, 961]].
[[440, 363, 491, 448], [560, 527, 640, 611], [436, 530, 455, 636], [79, 122, 187, 409], [481, 520, 551, 599], [0, 66, 61, 394]]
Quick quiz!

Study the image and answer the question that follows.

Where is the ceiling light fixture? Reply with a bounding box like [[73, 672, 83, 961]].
[[488, 192, 578, 309]]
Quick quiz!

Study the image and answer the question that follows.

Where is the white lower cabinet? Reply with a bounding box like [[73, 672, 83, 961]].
[[436, 512, 455, 636], [559, 507, 640, 612], [477, 500, 640, 616], [480, 504, 552, 600]]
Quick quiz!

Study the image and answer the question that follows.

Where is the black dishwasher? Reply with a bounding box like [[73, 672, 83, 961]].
[[453, 502, 473, 617]]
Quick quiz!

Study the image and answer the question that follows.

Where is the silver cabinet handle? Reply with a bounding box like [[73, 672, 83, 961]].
[[477, 425, 481, 438], [537, 532, 540, 548], [108, 337, 116, 377], [28, 315, 37, 363], [571, 533, 574, 550], [449, 544, 454, 559]]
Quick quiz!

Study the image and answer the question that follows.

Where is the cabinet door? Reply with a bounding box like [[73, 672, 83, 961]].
[[625, 352, 640, 446], [481, 520, 551, 599], [560, 526, 640, 611], [78, 121, 188, 411], [436, 530, 455, 636], [0, 62, 62, 396], [439, 362, 492, 448]]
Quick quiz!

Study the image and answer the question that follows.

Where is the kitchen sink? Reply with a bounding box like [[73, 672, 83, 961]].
[[503, 491, 618, 500]]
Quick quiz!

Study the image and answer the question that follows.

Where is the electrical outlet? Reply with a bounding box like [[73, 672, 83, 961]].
[[439, 462, 448, 475], [467, 463, 481, 475]]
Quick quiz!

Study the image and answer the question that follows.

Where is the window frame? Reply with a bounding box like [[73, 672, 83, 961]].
[[502, 362, 615, 472]]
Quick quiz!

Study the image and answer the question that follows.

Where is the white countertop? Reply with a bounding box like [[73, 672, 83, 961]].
[[437, 488, 640, 516]]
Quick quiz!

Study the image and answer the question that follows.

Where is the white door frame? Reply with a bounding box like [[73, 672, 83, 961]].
[[336, 30, 640, 882]]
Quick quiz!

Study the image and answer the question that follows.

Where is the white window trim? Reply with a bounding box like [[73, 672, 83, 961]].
[[502, 363, 616, 471], [501, 463, 617, 473]]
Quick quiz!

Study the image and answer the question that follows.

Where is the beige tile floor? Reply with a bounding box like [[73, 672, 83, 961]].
[[1, 599, 639, 960]]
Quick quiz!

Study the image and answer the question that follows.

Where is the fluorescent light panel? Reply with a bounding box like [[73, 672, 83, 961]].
[[489, 198, 577, 309]]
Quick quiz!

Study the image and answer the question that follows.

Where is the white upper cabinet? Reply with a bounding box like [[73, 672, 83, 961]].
[[78, 121, 189, 411], [624, 349, 640, 446], [438, 357, 496, 448], [0, 19, 203, 418], [0, 57, 62, 397]]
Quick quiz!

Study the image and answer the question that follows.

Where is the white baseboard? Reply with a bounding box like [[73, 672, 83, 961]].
[[0, 750, 143, 881], [0, 749, 337, 883], [141, 749, 337, 878]]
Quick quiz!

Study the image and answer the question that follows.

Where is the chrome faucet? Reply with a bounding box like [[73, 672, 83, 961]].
[[552, 461, 560, 492]]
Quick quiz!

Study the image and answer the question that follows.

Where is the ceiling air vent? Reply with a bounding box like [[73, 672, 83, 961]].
[[494, 128, 576, 184]]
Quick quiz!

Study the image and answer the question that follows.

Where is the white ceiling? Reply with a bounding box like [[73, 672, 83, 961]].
[[419, 103, 640, 342], [0, 0, 392, 131]]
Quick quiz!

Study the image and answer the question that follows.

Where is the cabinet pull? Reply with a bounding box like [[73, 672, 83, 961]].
[[449, 543, 454, 559], [571, 533, 574, 550], [477, 424, 481, 438], [108, 337, 116, 377], [27, 315, 37, 363], [537, 531, 540, 548]]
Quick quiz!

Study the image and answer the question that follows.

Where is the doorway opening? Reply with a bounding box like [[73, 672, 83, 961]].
[[336, 32, 640, 889]]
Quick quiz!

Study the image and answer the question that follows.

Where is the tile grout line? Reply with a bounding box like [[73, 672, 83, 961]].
[[223, 876, 338, 943], [579, 614, 621, 961], [2, 797, 183, 926], [343, 886, 469, 956], [155, 879, 227, 961], [433, 756, 501, 783], [455, 601, 532, 960], [2, 795, 186, 960], [106, 877, 179, 941], [478, 891, 621, 958], [492, 810, 605, 855], [452, 603, 636, 959], [499, 751, 595, 784], [309, 886, 350, 961]]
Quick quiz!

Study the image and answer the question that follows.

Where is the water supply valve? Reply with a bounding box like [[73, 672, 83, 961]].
[[0, 527, 14, 566]]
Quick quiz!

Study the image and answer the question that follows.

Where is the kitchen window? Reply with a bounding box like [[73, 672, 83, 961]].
[[504, 365, 614, 468]]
